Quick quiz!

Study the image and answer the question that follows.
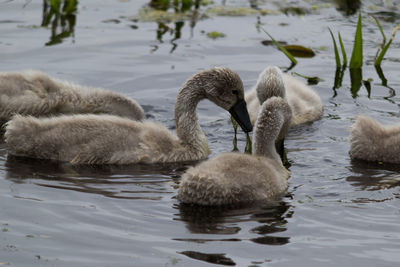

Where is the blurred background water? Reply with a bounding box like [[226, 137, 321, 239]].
[[0, 0, 400, 266]]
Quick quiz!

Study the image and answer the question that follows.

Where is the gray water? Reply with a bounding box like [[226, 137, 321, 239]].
[[1, 0, 400, 266]]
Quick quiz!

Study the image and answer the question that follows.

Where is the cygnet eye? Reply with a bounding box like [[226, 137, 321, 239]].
[[232, 89, 239, 95]]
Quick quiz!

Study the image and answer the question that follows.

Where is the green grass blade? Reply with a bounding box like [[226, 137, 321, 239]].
[[372, 15, 386, 45], [338, 32, 347, 68], [350, 12, 363, 69], [375, 23, 400, 66], [261, 28, 297, 65], [329, 28, 341, 68]]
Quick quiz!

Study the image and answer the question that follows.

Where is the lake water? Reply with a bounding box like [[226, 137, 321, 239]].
[[1, 0, 400, 266]]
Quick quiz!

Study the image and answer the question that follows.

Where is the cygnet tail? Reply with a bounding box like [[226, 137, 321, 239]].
[[5, 115, 40, 158]]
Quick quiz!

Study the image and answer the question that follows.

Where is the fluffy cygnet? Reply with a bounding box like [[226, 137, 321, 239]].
[[349, 115, 400, 164], [0, 70, 144, 127], [178, 96, 292, 206], [5, 67, 252, 164], [245, 66, 323, 126]]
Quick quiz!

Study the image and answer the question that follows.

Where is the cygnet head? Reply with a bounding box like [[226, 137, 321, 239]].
[[183, 67, 252, 132], [256, 66, 286, 103]]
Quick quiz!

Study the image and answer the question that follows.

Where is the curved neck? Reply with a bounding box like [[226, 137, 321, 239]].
[[174, 84, 208, 150], [253, 106, 290, 164]]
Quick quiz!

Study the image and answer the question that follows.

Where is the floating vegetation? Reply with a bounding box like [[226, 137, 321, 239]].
[[261, 40, 287, 46], [133, 6, 195, 23], [311, 3, 332, 11], [292, 72, 323, 85], [133, 0, 212, 23], [259, 9, 281, 16], [206, 5, 279, 17], [206, 6, 258, 16], [283, 45, 315, 58], [149, 0, 213, 10], [206, 31, 225, 39], [281, 6, 311, 16]]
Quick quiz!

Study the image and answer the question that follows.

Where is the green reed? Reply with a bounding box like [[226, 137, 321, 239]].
[[349, 12, 363, 69], [261, 28, 297, 68]]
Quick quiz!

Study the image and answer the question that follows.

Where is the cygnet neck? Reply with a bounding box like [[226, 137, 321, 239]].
[[256, 67, 286, 103], [253, 97, 291, 164], [174, 81, 207, 149]]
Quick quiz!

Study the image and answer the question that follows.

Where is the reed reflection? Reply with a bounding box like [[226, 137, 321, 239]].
[[148, 0, 202, 53], [5, 154, 190, 200], [41, 0, 78, 46]]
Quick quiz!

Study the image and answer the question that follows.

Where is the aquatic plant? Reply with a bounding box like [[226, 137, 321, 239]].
[[230, 116, 252, 154], [206, 6, 258, 16], [349, 12, 363, 69], [206, 31, 225, 39], [373, 18, 400, 67], [261, 28, 297, 70], [329, 28, 342, 68], [41, 0, 78, 46], [338, 32, 347, 68], [283, 45, 315, 58], [330, 12, 399, 97], [292, 72, 323, 85]]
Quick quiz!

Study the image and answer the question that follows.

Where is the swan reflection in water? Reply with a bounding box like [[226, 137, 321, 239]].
[[347, 159, 400, 192], [174, 199, 292, 265], [4, 153, 192, 200]]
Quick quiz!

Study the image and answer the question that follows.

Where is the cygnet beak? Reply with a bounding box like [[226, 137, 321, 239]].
[[229, 99, 253, 132]]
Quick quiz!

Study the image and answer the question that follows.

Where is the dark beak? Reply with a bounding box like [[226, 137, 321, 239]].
[[229, 99, 253, 132]]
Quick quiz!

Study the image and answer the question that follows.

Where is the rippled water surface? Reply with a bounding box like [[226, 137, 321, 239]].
[[1, 0, 400, 266]]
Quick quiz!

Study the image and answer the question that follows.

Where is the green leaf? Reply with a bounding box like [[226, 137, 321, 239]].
[[338, 32, 347, 68], [372, 15, 386, 45], [261, 28, 297, 65], [375, 23, 400, 66], [49, 0, 61, 11], [292, 72, 323, 85], [349, 12, 363, 69], [282, 45, 315, 58], [206, 31, 226, 39], [329, 28, 341, 68]]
